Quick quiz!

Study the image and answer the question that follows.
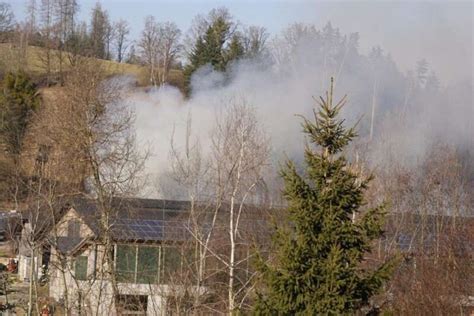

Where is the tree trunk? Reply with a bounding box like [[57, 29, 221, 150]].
[[27, 247, 35, 316], [228, 198, 235, 315]]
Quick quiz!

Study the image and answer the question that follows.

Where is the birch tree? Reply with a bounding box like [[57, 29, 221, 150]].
[[212, 99, 270, 314], [163, 99, 270, 314], [139, 16, 161, 86]]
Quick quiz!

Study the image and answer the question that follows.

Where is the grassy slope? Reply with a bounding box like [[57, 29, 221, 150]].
[[0, 43, 183, 88]]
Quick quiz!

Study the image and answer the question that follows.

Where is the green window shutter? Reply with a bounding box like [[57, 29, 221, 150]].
[[162, 246, 181, 283], [75, 256, 88, 281], [137, 246, 159, 284], [116, 245, 136, 283]]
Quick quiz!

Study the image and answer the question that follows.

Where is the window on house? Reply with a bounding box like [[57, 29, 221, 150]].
[[162, 247, 181, 283], [116, 245, 136, 283], [136, 247, 159, 284], [115, 244, 183, 284], [116, 294, 148, 316], [68, 220, 80, 237], [75, 256, 88, 280]]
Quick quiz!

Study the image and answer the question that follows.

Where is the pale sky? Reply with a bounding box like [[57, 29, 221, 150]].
[[7, 0, 473, 83]]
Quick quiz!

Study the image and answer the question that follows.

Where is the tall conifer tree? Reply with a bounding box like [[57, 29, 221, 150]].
[[254, 79, 396, 315], [184, 16, 240, 95], [226, 34, 244, 64]]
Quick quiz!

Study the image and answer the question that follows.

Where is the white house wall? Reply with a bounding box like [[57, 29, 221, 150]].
[[49, 243, 172, 315], [18, 222, 43, 282]]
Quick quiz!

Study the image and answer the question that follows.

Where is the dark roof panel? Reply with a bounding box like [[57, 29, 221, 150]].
[[65, 197, 190, 242], [55, 236, 84, 254]]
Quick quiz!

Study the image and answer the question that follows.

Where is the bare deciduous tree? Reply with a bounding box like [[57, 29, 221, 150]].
[[139, 16, 161, 86], [90, 2, 111, 60], [164, 98, 270, 314], [242, 25, 268, 58], [157, 21, 181, 85], [53, 59, 148, 314], [139, 17, 181, 86], [53, 0, 78, 43], [167, 113, 213, 312], [0, 2, 14, 36], [367, 143, 473, 314], [53, 0, 78, 82], [114, 19, 130, 63], [37, 0, 55, 84], [211, 99, 270, 314]]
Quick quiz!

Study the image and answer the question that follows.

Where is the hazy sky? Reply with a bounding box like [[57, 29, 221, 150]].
[[7, 0, 473, 83]]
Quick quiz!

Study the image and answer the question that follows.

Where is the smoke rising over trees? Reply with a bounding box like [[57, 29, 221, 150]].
[[135, 18, 471, 195]]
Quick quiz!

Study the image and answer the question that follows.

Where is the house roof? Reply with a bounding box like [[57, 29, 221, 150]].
[[56, 236, 86, 254], [0, 212, 21, 233], [64, 197, 191, 244]]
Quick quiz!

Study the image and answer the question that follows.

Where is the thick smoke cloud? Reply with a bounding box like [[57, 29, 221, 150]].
[[131, 23, 473, 198]]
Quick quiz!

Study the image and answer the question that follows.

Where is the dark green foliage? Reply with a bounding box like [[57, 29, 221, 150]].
[[254, 79, 396, 315], [184, 16, 244, 96], [205, 17, 230, 71], [0, 72, 40, 157], [183, 36, 206, 96], [226, 34, 245, 65]]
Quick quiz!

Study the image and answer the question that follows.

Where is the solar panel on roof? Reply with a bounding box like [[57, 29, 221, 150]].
[[109, 215, 189, 242]]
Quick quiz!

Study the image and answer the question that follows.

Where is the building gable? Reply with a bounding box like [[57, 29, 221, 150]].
[[55, 207, 95, 239]]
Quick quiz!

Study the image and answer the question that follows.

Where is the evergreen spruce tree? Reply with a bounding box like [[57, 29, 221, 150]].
[[183, 36, 207, 95], [184, 16, 242, 96], [226, 34, 244, 64], [205, 16, 230, 71], [254, 79, 396, 315], [0, 72, 39, 157]]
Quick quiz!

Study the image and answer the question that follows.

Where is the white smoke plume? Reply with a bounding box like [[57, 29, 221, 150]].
[[130, 24, 472, 199]]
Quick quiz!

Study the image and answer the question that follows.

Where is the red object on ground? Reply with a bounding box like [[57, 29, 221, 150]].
[[41, 305, 50, 315], [6, 259, 16, 273]]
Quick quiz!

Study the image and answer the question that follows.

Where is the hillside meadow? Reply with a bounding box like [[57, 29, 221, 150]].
[[0, 43, 183, 88]]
